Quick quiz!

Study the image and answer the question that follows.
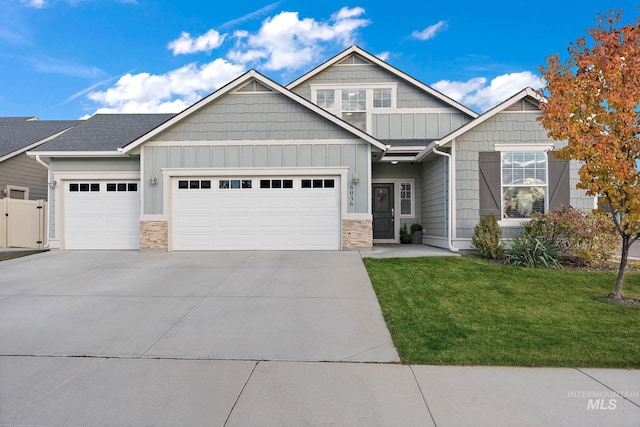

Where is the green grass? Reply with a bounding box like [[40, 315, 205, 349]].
[[363, 256, 640, 368]]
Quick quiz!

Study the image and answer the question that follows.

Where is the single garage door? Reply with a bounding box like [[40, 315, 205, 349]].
[[64, 181, 140, 249], [173, 176, 340, 250]]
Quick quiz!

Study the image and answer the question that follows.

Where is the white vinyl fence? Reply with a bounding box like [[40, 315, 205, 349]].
[[0, 198, 47, 248]]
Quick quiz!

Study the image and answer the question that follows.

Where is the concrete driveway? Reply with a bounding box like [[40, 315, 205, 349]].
[[2, 250, 638, 426], [0, 250, 398, 362]]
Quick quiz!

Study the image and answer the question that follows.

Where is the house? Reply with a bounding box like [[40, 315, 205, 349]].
[[0, 117, 79, 201], [28, 46, 595, 251]]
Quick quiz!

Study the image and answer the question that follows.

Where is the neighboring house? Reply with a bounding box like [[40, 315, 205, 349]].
[[28, 46, 595, 251], [0, 117, 79, 201]]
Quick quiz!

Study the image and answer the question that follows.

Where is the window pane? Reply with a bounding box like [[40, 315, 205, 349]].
[[271, 180, 282, 189], [200, 180, 211, 189], [117, 183, 127, 191], [69, 183, 79, 192], [503, 186, 545, 218], [342, 112, 366, 131], [242, 180, 252, 189], [301, 179, 311, 188], [400, 182, 412, 215], [317, 90, 335, 109], [323, 179, 334, 188], [90, 183, 100, 192], [313, 179, 323, 188], [401, 199, 411, 215], [80, 183, 90, 192], [219, 180, 229, 189], [283, 179, 293, 189], [341, 90, 366, 111], [373, 88, 391, 108], [108, 183, 117, 191], [230, 180, 241, 189], [189, 180, 200, 189], [260, 179, 270, 189]]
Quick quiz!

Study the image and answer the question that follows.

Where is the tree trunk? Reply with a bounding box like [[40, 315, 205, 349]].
[[613, 236, 630, 300]]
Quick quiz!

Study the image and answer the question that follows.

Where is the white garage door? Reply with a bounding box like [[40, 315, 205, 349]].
[[173, 176, 340, 250], [64, 181, 140, 249]]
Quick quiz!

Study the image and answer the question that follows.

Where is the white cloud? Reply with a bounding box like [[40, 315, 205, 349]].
[[433, 71, 543, 112], [411, 21, 447, 41], [229, 7, 370, 71], [376, 51, 390, 61], [20, 0, 45, 8], [85, 6, 370, 115], [168, 29, 226, 55], [87, 58, 245, 113]]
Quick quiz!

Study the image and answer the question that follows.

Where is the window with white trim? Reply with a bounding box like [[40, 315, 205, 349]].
[[316, 90, 335, 109], [400, 182, 413, 216], [341, 89, 366, 131], [373, 88, 392, 108], [311, 85, 396, 133], [501, 152, 547, 219]]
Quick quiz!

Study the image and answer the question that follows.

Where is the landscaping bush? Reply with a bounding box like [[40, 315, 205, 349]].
[[505, 233, 561, 268], [524, 206, 618, 265], [471, 214, 504, 259]]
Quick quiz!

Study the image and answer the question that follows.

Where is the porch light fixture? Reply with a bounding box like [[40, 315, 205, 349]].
[[149, 176, 158, 185], [352, 173, 360, 184], [390, 160, 399, 165], [48, 180, 57, 188]]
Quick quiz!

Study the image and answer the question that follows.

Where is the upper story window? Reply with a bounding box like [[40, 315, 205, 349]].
[[502, 152, 547, 219], [341, 90, 367, 131], [373, 89, 392, 108], [316, 90, 335, 109], [311, 84, 397, 133]]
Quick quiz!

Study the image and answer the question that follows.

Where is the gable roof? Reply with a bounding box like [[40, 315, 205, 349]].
[[416, 87, 542, 160], [286, 45, 479, 119], [33, 113, 175, 155], [0, 119, 80, 161], [121, 69, 387, 154]]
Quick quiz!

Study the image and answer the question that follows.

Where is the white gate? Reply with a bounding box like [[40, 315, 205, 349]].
[[0, 199, 48, 248]]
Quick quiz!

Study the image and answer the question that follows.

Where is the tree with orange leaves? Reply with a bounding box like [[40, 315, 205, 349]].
[[538, 10, 640, 301]]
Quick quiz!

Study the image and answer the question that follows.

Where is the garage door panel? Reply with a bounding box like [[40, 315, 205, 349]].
[[173, 176, 340, 251], [64, 181, 140, 250]]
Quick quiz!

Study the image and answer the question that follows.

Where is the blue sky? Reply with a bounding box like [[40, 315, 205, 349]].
[[1, 0, 637, 119]]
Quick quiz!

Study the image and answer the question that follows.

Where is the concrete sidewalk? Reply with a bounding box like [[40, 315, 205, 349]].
[[1, 357, 638, 426]]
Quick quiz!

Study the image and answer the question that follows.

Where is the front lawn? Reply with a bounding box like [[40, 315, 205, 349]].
[[363, 256, 640, 367]]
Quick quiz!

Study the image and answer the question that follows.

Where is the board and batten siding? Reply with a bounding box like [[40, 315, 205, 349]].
[[143, 142, 370, 216], [48, 157, 140, 239], [454, 111, 593, 240], [421, 155, 448, 239], [0, 153, 48, 200]]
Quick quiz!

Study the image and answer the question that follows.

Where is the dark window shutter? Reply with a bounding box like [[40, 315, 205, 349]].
[[478, 152, 501, 218], [548, 152, 570, 210]]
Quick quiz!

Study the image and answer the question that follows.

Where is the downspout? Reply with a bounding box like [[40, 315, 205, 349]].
[[430, 146, 459, 253], [34, 155, 51, 248]]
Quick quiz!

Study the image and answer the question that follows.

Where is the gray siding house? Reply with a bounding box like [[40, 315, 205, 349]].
[[28, 46, 594, 251], [0, 117, 78, 201]]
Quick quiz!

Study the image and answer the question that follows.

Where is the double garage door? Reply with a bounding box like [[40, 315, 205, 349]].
[[173, 176, 341, 250]]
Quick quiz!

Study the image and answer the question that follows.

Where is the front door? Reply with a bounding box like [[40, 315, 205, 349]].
[[372, 183, 394, 240]]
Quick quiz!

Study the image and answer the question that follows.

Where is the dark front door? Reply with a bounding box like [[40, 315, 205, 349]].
[[372, 183, 394, 240]]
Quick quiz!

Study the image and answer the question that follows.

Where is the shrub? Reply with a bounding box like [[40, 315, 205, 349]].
[[505, 234, 561, 268], [410, 223, 423, 234], [524, 206, 617, 265], [400, 224, 412, 244], [472, 214, 504, 259]]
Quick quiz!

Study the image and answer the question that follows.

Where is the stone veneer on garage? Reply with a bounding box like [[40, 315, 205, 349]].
[[342, 219, 373, 250], [140, 221, 168, 251]]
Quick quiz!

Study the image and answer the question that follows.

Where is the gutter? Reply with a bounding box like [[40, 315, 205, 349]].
[[429, 145, 459, 253]]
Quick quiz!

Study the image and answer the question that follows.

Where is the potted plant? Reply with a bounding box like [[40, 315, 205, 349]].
[[400, 224, 412, 244], [410, 223, 423, 244]]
